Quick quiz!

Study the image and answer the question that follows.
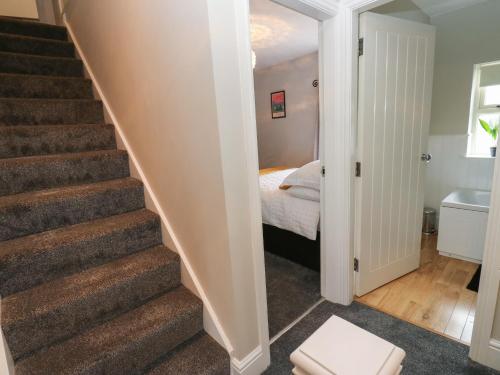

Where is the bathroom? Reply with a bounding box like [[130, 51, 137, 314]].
[[354, 0, 500, 345], [423, 36, 499, 270]]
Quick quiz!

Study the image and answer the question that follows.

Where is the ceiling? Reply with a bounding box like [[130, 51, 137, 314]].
[[411, 0, 490, 17], [250, 0, 318, 70], [249, 0, 487, 70]]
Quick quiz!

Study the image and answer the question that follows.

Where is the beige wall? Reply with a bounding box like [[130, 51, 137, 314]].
[[372, 0, 430, 24], [430, 0, 500, 135], [64, 0, 260, 360], [0, 0, 37, 19], [254, 52, 319, 168]]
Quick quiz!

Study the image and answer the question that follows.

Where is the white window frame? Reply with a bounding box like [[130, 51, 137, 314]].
[[467, 62, 500, 158]]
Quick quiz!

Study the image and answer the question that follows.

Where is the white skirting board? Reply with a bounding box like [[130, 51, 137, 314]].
[[63, 17, 233, 356], [0, 324, 14, 375], [231, 345, 269, 375]]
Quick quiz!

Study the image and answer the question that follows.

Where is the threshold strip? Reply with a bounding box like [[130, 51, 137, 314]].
[[270, 298, 326, 345]]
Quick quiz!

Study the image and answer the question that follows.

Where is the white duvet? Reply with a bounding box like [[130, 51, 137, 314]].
[[260, 169, 320, 241]]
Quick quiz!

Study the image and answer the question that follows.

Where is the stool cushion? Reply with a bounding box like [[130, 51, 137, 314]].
[[290, 316, 405, 375]]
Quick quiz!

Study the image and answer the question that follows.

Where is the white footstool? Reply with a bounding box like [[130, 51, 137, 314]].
[[290, 316, 406, 375]]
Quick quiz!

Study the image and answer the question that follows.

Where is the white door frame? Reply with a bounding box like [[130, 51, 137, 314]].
[[264, 0, 347, 306], [320, 0, 497, 368], [240, 0, 499, 370]]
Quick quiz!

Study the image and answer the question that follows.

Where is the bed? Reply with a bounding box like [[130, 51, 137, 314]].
[[259, 166, 320, 271]]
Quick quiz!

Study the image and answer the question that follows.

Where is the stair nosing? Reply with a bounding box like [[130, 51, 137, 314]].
[[0, 17, 67, 31], [0, 50, 79, 61], [0, 97, 100, 103], [0, 71, 91, 81], [14, 286, 202, 374], [0, 149, 127, 163], [0, 177, 142, 206], [0, 123, 113, 131], [0, 31, 73, 45], [0, 208, 158, 257], [2, 245, 179, 327]]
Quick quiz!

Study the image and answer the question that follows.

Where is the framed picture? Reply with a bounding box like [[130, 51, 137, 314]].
[[271, 90, 286, 119]]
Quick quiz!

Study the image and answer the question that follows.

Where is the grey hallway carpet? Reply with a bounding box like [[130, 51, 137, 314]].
[[264, 300, 500, 374], [265, 252, 321, 338]]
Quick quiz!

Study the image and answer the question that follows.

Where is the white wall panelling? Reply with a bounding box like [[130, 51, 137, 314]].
[[424, 135, 495, 218]]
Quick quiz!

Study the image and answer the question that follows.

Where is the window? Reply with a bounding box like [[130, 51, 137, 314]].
[[468, 62, 500, 157]]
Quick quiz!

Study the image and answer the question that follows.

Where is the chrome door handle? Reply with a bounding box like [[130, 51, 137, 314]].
[[421, 153, 432, 163]]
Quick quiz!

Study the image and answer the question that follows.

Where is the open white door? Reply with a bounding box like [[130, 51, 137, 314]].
[[355, 12, 435, 296]]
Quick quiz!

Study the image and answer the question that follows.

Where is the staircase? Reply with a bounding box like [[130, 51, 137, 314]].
[[0, 17, 229, 374]]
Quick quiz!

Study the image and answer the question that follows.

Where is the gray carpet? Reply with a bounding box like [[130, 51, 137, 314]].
[[265, 300, 500, 374], [0, 16, 228, 373], [265, 252, 321, 338]]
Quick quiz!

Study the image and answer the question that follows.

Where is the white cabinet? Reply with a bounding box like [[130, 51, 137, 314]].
[[437, 206, 488, 263]]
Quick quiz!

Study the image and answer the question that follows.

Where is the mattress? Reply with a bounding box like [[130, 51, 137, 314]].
[[259, 169, 320, 241]]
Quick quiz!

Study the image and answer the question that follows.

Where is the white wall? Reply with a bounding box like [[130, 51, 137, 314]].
[[424, 135, 495, 214], [493, 288, 500, 340], [424, 1, 500, 212], [63, 0, 262, 363], [430, 0, 500, 136], [254, 52, 319, 168], [372, 0, 430, 24], [0, 0, 37, 19]]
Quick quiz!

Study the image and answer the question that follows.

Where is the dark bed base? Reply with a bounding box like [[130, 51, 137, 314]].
[[263, 224, 320, 272]]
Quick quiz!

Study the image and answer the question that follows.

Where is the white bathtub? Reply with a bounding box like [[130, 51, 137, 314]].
[[437, 189, 491, 263]]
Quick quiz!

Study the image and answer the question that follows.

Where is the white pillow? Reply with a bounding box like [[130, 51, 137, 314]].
[[280, 160, 320, 191], [286, 186, 320, 202]]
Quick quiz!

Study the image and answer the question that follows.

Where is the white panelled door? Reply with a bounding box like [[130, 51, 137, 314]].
[[355, 12, 436, 296]]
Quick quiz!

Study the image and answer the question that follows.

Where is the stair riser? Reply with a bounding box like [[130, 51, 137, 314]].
[[0, 214, 162, 296], [0, 18, 67, 41], [0, 100, 104, 125], [0, 183, 145, 242], [0, 125, 116, 159], [0, 75, 93, 99], [0, 53, 83, 77], [0, 152, 130, 196], [147, 334, 230, 375], [90, 306, 203, 375], [0, 34, 74, 58], [5, 257, 181, 360], [14, 289, 203, 375]]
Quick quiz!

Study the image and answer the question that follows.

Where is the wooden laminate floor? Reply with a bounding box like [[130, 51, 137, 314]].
[[355, 234, 479, 345]]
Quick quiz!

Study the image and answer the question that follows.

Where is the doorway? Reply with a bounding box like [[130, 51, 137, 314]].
[[250, 0, 324, 341], [353, 1, 499, 348]]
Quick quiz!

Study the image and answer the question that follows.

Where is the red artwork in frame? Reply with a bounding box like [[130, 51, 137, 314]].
[[271, 90, 286, 119]]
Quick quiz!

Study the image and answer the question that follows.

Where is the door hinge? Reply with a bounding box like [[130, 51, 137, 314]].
[[355, 162, 361, 177], [358, 38, 364, 57], [354, 258, 359, 272], [321, 166, 325, 176]]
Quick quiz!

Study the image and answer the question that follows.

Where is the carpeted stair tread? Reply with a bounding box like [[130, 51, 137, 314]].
[[0, 19, 227, 372], [0, 32, 75, 58], [0, 149, 129, 196], [147, 332, 229, 375], [0, 73, 93, 99], [0, 124, 116, 158], [0, 209, 162, 296], [0, 98, 103, 125], [2, 246, 181, 359], [0, 177, 144, 242], [0, 17, 68, 41], [14, 287, 203, 375], [0, 51, 83, 77]]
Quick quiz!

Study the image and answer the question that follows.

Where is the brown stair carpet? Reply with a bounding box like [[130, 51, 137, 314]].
[[0, 16, 229, 374]]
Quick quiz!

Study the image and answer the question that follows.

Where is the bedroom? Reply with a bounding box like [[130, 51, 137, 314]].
[[250, 0, 322, 340]]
